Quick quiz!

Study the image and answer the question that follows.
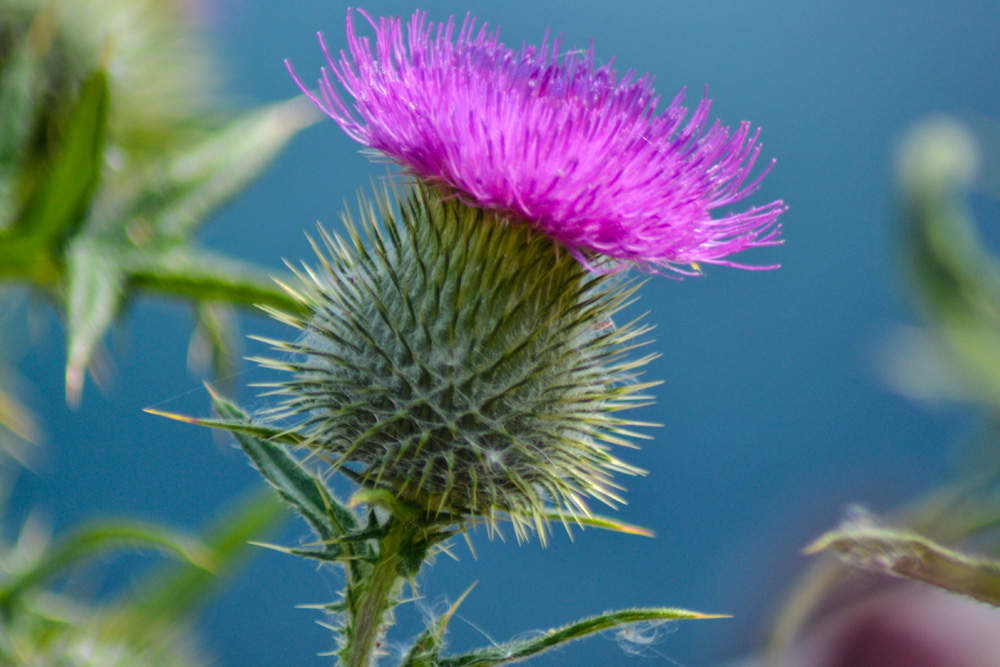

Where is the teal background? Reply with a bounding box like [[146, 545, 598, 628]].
[[10, 1, 1000, 665]]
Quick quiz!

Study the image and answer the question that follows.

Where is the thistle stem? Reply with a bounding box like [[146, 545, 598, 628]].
[[347, 519, 408, 667]]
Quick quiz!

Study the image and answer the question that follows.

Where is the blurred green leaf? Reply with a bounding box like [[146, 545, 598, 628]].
[[0, 520, 212, 612], [124, 246, 307, 314], [0, 3, 317, 411], [0, 383, 39, 446], [0, 235, 49, 281], [768, 473, 1000, 663], [0, 50, 38, 169], [61, 238, 304, 400], [897, 118, 1000, 407], [64, 237, 125, 405], [151, 98, 318, 239], [806, 518, 1000, 607], [16, 68, 108, 248], [106, 486, 285, 641], [0, 48, 42, 231]]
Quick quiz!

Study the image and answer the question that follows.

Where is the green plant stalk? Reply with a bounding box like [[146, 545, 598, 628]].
[[347, 518, 409, 667]]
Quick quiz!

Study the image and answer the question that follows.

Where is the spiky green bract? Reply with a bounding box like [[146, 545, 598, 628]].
[[257, 182, 658, 540]]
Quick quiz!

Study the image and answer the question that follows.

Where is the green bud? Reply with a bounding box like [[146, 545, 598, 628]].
[[257, 183, 658, 539]]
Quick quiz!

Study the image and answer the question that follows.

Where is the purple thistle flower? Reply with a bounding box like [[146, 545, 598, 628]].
[[287, 9, 786, 273]]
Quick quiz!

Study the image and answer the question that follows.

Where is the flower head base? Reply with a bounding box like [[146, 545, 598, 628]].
[[257, 183, 657, 540], [287, 9, 786, 273]]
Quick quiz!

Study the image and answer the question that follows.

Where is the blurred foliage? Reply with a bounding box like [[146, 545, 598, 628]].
[[0, 0, 312, 413], [0, 0, 310, 663], [883, 119, 1000, 409], [0, 485, 284, 666], [805, 510, 1000, 607], [0, 294, 39, 478], [767, 117, 1000, 663]]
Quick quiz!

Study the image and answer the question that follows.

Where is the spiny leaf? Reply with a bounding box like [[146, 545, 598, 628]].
[[806, 520, 1000, 607], [204, 389, 357, 543], [143, 407, 304, 447], [436, 608, 728, 667], [537, 510, 654, 538], [249, 541, 344, 563]]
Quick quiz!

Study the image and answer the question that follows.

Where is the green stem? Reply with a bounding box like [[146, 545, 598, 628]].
[[347, 519, 409, 667]]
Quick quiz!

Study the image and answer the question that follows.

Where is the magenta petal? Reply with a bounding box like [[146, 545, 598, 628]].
[[288, 9, 786, 273]]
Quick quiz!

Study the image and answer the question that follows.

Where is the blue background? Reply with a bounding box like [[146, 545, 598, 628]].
[[10, 1, 1000, 665]]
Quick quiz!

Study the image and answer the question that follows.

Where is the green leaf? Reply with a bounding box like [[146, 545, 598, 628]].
[[247, 541, 345, 563], [0, 50, 38, 168], [144, 406, 305, 447], [0, 520, 213, 611], [123, 246, 307, 315], [206, 390, 357, 543], [16, 67, 108, 246], [806, 520, 1000, 607], [151, 98, 318, 239], [106, 486, 286, 639], [0, 234, 55, 282], [64, 237, 125, 405], [434, 608, 727, 667]]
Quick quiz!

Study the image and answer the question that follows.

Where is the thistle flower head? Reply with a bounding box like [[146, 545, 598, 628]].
[[287, 9, 786, 273], [257, 183, 656, 539]]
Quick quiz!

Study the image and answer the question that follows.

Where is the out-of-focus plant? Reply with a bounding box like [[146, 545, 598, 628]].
[[0, 480, 284, 666], [0, 292, 39, 476], [0, 0, 308, 663], [761, 118, 1000, 666], [0, 0, 313, 405]]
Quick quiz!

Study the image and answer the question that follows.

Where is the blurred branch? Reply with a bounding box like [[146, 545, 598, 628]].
[[806, 516, 1000, 607]]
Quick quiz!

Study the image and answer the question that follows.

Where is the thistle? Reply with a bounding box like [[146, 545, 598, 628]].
[[257, 182, 657, 539], [152, 9, 772, 663]]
